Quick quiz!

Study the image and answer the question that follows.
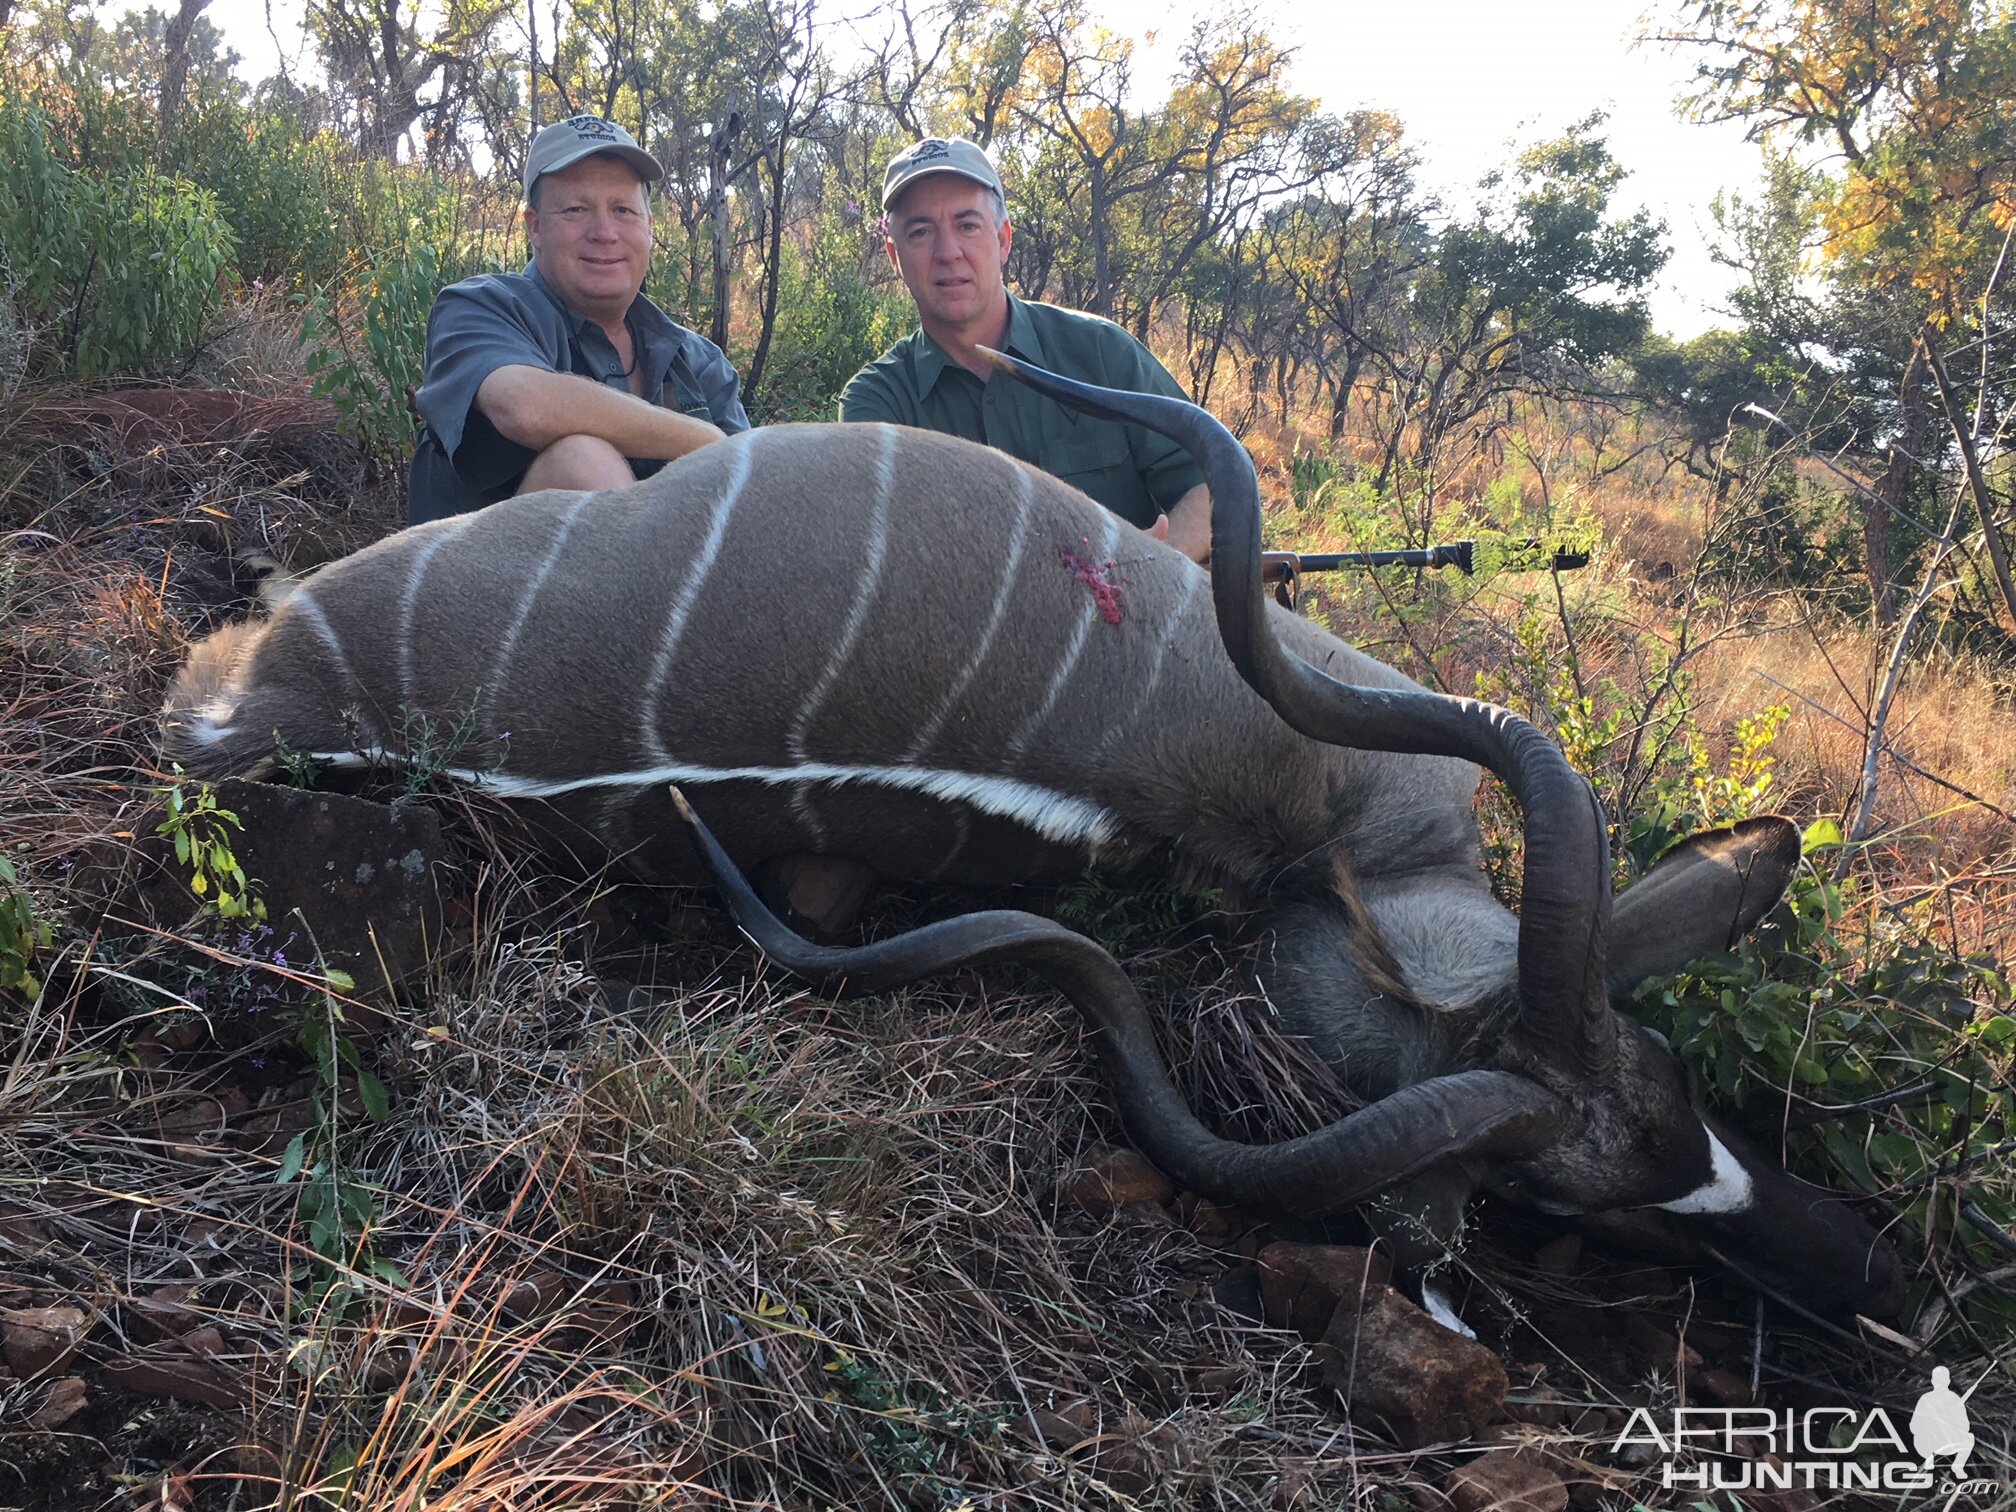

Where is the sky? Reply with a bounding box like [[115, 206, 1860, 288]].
[[136, 0, 1775, 338]]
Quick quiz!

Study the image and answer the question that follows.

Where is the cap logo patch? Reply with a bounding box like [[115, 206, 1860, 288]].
[[909, 139, 950, 162], [568, 115, 620, 140]]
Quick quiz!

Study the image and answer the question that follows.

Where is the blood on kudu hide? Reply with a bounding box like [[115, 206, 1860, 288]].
[[161, 355, 1901, 1318]]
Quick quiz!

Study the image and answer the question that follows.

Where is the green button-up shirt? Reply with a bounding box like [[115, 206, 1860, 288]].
[[837, 295, 1205, 529]]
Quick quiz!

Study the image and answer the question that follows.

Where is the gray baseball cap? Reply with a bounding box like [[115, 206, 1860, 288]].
[[881, 137, 1004, 212], [524, 115, 662, 197]]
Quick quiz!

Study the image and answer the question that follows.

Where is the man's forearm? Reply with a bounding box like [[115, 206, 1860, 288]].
[[1163, 483, 1213, 565], [477, 365, 725, 459]]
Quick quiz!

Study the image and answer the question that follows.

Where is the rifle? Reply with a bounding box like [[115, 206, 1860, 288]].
[[1260, 538, 1591, 609]]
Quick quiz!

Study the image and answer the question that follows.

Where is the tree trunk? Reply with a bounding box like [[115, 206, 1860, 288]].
[[707, 112, 739, 355], [1088, 164, 1111, 319], [1868, 340, 1928, 625], [1923, 335, 2016, 629], [158, 0, 212, 138]]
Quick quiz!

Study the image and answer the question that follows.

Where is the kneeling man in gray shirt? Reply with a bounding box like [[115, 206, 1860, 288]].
[[407, 115, 749, 525]]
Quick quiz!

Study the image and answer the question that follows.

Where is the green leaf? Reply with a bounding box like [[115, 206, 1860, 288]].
[[356, 1070, 390, 1124], [276, 1132, 307, 1184]]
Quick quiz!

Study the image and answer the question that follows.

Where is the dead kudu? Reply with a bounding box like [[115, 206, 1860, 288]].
[[161, 357, 1901, 1318]]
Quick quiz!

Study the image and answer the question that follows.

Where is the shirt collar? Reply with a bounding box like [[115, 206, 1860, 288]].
[[522, 260, 676, 347], [914, 293, 1048, 394]]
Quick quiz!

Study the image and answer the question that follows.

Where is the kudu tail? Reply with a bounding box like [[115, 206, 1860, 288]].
[[160, 560, 297, 779]]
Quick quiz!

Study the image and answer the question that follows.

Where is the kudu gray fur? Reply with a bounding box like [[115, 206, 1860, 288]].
[[161, 358, 1901, 1317]]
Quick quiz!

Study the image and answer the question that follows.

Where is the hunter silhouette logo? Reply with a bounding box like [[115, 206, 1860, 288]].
[[1910, 1366, 1978, 1477], [1615, 1363, 1998, 1496]]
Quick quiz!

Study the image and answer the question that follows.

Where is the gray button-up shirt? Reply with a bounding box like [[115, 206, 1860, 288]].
[[407, 262, 749, 524]]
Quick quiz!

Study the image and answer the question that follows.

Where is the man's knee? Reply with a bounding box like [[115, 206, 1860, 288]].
[[518, 434, 636, 493]]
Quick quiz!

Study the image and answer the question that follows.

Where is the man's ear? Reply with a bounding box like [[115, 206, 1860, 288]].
[[884, 235, 900, 272], [1607, 816, 1803, 999], [997, 214, 1013, 267]]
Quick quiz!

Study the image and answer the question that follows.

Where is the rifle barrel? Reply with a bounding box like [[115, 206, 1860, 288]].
[[1266, 539, 1590, 578]]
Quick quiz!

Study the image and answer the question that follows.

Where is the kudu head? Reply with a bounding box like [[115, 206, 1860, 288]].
[[670, 351, 1902, 1319]]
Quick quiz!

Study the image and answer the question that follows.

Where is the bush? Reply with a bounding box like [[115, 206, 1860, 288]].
[[0, 94, 236, 377], [752, 207, 910, 421]]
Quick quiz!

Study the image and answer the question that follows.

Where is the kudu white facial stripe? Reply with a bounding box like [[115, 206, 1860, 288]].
[[1656, 1130, 1755, 1215], [304, 752, 1123, 851]]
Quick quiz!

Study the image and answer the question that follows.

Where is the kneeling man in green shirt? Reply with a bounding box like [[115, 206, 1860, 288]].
[[840, 137, 1213, 564]]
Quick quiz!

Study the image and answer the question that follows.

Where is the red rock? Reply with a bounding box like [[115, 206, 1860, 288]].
[[500, 1269, 569, 1320], [1624, 1316, 1703, 1375], [1067, 1149, 1175, 1213], [2, 1305, 88, 1376], [1444, 1450, 1568, 1512], [1191, 1364, 1248, 1401], [130, 1284, 203, 1342], [1693, 1365, 1754, 1407], [178, 1326, 227, 1357], [1504, 1385, 1574, 1428], [30, 1374, 88, 1429], [1316, 1283, 1507, 1447], [103, 1346, 247, 1409], [1257, 1242, 1391, 1341]]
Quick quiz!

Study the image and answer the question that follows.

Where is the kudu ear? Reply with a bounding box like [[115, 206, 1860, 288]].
[[1606, 816, 1803, 999]]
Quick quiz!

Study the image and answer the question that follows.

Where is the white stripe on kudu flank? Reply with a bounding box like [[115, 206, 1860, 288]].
[[287, 592, 367, 725], [1096, 565, 1200, 762], [788, 427, 896, 842], [1007, 507, 1118, 761], [1656, 1130, 1756, 1215], [396, 517, 468, 710], [490, 493, 590, 690], [304, 753, 1122, 852], [906, 462, 1031, 761], [639, 435, 759, 760]]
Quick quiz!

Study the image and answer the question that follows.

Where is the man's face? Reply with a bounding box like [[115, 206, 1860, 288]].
[[526, 154, 653, 323], [885, 174, 1011, 338]]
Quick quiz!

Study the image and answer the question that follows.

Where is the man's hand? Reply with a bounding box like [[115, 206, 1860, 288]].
[[1149, 482, 1212, 565], [478, 365, 725, 461]]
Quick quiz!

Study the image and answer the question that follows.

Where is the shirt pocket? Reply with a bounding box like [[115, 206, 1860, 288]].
[[1047, 422, 1153, 527]]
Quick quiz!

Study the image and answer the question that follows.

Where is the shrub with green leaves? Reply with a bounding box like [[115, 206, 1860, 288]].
[[0, 855, 52, 999], [155, 773, 265, 921], [304, 200, 499, 462], [0, 94, 235, 377]]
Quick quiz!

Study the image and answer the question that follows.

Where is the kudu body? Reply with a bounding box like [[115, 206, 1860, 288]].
[[162, 382, 1901, 1318]]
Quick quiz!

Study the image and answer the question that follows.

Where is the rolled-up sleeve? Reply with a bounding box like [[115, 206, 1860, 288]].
[[1116, 339, 1207, 513], [838, 362, 907, 424], [414, 279, 555, 465]]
